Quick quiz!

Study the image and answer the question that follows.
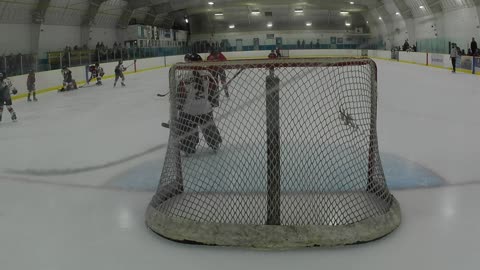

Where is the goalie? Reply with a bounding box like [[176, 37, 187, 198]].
[[175, 53, 222, 154], [88, 63, 104, 86], [0, 72, 18, 122]]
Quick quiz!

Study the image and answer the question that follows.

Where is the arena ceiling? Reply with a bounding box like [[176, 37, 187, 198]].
[[0, 0, 478, 33]]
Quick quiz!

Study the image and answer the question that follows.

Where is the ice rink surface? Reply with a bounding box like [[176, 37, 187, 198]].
[[0, 59, 479, 269]]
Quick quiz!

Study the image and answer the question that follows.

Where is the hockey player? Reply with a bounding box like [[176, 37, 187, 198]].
[[268, 49, 278, 59], [27, 70, 37, 102], [88, 62, 104, 86], [59, 66, 78, 92], [175, 53, 222, 154], [114, 60, 127, 87], [207, 49, 229, 101], [275, 47, 282, 58], [0, 72, 18, 122]]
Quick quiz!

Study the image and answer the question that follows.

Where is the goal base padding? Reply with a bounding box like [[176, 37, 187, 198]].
[[145, 194, 401, 249]]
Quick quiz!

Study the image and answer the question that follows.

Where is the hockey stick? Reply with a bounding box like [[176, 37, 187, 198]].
[[124, 59, 137, 70], [157, 92, 169, 97], [161, 122, 170, 128], [222, 67, 245, 97]]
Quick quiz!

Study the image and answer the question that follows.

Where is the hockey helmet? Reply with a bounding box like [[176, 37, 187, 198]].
[[95, 62, 100, 67], [184, 53, 193, 62], [190, 53, 203, 62]]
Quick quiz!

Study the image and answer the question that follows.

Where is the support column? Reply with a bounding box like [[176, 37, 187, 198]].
[[265, 67, 281, 226]]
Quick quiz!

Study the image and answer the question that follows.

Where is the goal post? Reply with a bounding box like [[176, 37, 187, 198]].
[[146, 57, 401, 249]]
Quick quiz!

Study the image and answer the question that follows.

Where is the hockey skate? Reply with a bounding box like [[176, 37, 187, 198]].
[[27, 98, 32, 102], [11, 112, 17, 122], [33, 97, 38, 102], [121, 82, 126, 87]]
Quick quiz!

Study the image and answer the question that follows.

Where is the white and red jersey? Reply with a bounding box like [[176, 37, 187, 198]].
[[177, 70, 218, 116]]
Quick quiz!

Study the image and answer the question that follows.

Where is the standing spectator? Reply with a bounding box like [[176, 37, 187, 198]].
[[27, 70, 37, 102], [402, 40, 410, 51], [297, 40, 301, 48], [471, 37, 477, 56], [450, 44, 458, 73], [412, 44, 417, 52]]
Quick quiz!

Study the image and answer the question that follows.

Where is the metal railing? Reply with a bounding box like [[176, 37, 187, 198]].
[[2, 43, 385, 77]]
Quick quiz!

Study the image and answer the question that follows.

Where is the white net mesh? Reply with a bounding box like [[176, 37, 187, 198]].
[[146, 57, 401, 248]]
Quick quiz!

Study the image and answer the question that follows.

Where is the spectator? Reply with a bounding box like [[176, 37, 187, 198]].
[[468, 48, 473, 56], [297, 40, 301, 48], [402, 40, 410, 51], [471, 37, 477, 56], [301, 40, 305, 48], [412, 44, 417, 52]]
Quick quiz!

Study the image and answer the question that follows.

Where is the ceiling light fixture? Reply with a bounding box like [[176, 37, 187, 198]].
[[395, 12, 400, 15], [306, 22, 312, 26], [185, 18, 189, 23], [251, 10, 260, 15], [208, 2, 214, 5], [267, 22, 273, 27], [294, 9, 303, 13], [345, 22, 351, 26], [214, 13, 223, 16], [229, 24, 235, 29], [419, 5, 425, 9], [350, 1, 354, 4], [340, 11, 349, 15], [378, 16, 382, 20]]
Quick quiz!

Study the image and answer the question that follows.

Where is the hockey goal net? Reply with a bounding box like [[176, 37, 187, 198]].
[[146, 57, 401, 248]]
